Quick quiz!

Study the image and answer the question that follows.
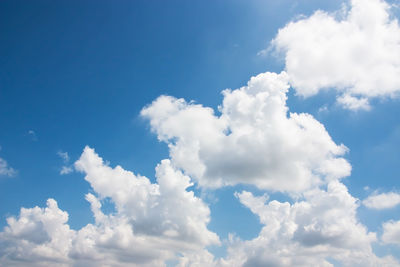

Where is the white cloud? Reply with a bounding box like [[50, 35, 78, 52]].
[[0, 157, 16, 177], [60, 166, 73, 175], [219, 181, 399, 267], [336, 94, 371, 111], [141, 71, 351, 192], [57, 151, 70, 163], [363, 192, 400, 209], [382, 220, 400, 245], [28, 130, 38, 141], [0, 199, 74, 266], [272, 0, 400, 110], [57, 151, 73, 175], [0, 146, 219, 266]]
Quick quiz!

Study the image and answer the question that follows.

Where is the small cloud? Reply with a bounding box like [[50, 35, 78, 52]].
[[57, 150, 73, 175], [28, 130, 38, 141], [257, 48, 269, 57], [318, 105, 329, 113], [60, 166, 73, 175], [381, 220, 400, 245], [336, 94, 371, 111], [0, 157, 16, 177], [363, 191, 400, 210], [57, 151, 70, 163]]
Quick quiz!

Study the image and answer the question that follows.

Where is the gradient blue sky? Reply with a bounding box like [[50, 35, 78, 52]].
[[1, 0, 400, 266]]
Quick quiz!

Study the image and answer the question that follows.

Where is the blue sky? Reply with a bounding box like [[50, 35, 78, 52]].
[[1, 0, 400, 266]]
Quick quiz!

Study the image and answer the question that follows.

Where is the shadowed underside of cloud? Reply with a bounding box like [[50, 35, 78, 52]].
[[218, 181, 399, 267], [0, 147, 219, 266], [0, 148, 397, 267], [272, 0, 400, 110]]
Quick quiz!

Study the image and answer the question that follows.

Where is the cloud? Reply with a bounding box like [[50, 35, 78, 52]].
[[60, 166, 73, 175], [272, 0, 400, 110], [28, 130, 38, 141], [141, 71, 351, 192], [219, 181, 398, 267], [0, 146, 219, 266], [57, 151, 73, 175], [382, 220, 400, 245], [0, 157, 16, 177], [57, 151, 70, 163], [363, 192, 400, 209], [0, 199, 74, 266]]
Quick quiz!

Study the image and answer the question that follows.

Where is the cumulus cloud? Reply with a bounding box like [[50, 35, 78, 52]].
[[0, 147, 219, 266], [0, 199, 74, 266], [0, 157, 16, 177], [382, 220, 400, 245], [272, 0, 400, 110], [141, 71, 351, 192], [363, 191, 400, 209], [219, 181, 398, 267]]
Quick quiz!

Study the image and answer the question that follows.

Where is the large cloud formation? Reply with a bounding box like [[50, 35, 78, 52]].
[[0, 147, 219, 266], [272, 0, 400, 110], [142, 72, 351, 192]]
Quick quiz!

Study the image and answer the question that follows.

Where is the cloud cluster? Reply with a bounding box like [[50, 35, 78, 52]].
[[0, 147, 218, 266], [363, 191, 400, 209], [219, 181, 398, 267], [142, 71, 350, 192], [272, 0, 400, 110]]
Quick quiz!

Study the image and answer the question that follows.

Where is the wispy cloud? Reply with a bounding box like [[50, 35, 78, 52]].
[[27, 130, 38, 141], [0, 157, 16, 177], [57, 151, 70, 163], [57, 151, 73, 175]]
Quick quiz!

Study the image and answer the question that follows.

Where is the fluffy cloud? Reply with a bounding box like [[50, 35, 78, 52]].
[[141, 71, 351, 192], [0, 147, 219, 266], [0, 199, 74, 266], [0, 157, 16, 177], [272, 0, 400, 110], [219, 181, 398, 267], [382, 220, 400, 245], [363, 192, 400, 209]]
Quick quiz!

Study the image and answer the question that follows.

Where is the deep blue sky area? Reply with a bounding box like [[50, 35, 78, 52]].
[[1, 1, 400, 263]]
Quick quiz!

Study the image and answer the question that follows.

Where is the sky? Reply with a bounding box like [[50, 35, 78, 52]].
[[1, 0, 400, 266]]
